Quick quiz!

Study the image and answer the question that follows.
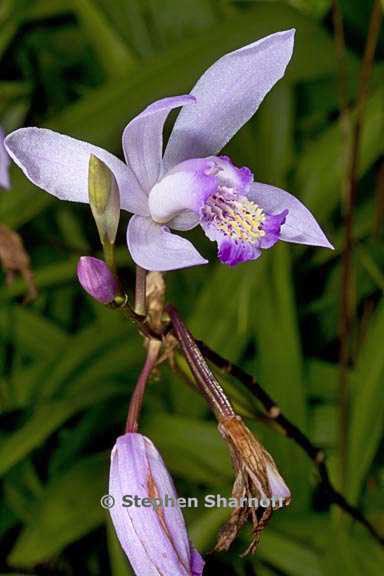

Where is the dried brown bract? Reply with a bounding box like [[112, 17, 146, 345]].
[[146, 271, 166, 331], [0, 224, 37, 302], [216, 414, 291, 555]]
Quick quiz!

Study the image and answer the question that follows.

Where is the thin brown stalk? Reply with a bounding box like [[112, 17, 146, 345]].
[[166, 304, 235, 420], [338, 0, 382, 488]]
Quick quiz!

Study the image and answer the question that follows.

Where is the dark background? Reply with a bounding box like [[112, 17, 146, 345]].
[[0, 0, 383, 574]]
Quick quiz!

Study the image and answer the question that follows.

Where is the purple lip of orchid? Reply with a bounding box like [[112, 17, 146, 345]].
[[0, 127, 11, 190], [148, 154, 290, 266], [4, 29, 333, 272], [109, 433, 204, 576]]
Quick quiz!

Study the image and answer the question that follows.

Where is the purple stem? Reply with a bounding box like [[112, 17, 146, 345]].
[[126, 339, 161, 433]]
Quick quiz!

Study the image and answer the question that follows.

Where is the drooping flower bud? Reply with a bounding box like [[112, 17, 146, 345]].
[[109, 433, 204, 576], [216, 415, 291, 555], [88, 154, 120, 244], [77, 256, 118, 304], [0, 127, 10, 190]]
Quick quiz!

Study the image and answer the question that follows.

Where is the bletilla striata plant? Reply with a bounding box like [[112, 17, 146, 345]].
[[3, 30, 335, 576]]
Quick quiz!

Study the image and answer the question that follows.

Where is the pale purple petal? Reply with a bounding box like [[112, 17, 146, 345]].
[[5, 128, 149, 215], [148, 158, 218, 225], [164, 29, 295, 169], [265, 460, 291, 505], [127, 215, 208, 271], [247, 182, 333, 249], [0, 127, 10, 189], [109, 433, 204, 576], [168, 210, 200, 231], [123, 95, 195, 192]]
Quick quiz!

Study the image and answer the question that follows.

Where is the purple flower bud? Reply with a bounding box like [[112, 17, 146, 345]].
[[77, 256, 118, 304], [109, 433, 204, 576]]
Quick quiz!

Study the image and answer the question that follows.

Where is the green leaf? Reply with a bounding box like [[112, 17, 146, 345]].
[[8, 454, 107, 567], [347, 299, 384, 502], [0, 384, 124, 477], [72, 0, 135, 78], [143, 413, 232, 487], [188, 262, 261, 360], [251, 244, 310, 509], [297, 86, 384, 222], [0, 306, 69, 358], [251, 82, 294, 185], [189, 507, 230, 551], [257, 530, 322, 576]]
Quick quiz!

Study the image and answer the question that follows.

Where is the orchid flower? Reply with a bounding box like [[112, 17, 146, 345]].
[[5, 29, 332, 271], [109, 433, 204, 576], [0, 127, 10, 190]]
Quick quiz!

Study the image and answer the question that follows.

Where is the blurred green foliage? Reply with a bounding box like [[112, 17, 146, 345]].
[[0, 0, 383, 574]]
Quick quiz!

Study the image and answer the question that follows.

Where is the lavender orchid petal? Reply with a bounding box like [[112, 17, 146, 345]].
[[123, 95, 195, 192], [127, 215, 208, 272], [109, 433, 204, 576], [168, 210, 200, 231], [148, 158, 219, 224], [164, 29, 295, 169], [190, 548, 205, 576], [0, 127, 10, 189], [5, 128, 149, 215], [247, 182, 334, 249]]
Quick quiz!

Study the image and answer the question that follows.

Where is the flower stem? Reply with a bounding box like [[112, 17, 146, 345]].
[[135, 266, 147, 317], [125, 339, 161, 433], [103, 240, 116, 274], [166, 304, 234, 420]]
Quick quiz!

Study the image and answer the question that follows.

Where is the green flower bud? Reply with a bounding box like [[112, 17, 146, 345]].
[[88, 154, 120, 245]]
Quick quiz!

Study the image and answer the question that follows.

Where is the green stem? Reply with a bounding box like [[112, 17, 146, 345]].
[[103, 240, 116, 274]]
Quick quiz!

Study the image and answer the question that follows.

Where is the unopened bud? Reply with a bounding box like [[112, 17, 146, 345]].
[[88, 155, 120, 244], [77, 256, 118, 304], [109, 433, 204, 576]]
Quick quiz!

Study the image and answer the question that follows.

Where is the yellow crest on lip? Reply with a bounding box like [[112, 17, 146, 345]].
[[204, 192, 266, 243]]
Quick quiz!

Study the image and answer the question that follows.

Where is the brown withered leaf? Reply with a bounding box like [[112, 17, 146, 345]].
[[0, 224, 37, 302]]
